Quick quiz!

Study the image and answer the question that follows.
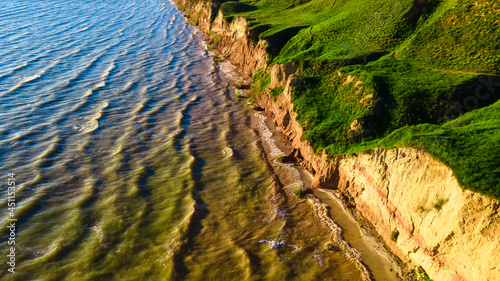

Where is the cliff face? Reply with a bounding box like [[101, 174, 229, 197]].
[[257, 72, 500, 281], [176, 0, 267, 78], [174, 1, 500, 280]]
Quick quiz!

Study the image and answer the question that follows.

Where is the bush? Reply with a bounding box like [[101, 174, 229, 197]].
[[270, 86, 284, 99], [211, 34, 222, 44], [293, 188, 306, 198], [276, 155, 284, 162], [251, 69, 271, 94], [433, 198, 447, 210], [235, 90, 243, 99], [391, 230, 399, 242]]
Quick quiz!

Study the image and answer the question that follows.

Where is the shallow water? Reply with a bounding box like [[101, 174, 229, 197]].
[[0, 0, 361, 280]]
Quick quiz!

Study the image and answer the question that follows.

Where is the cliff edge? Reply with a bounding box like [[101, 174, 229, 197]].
[[173, 0, 500, 280]]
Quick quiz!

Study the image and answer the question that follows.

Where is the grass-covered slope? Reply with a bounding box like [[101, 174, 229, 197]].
[[395, 0, 500, 74], [352, 100, 500, 199], [210, 0, 500, 198], [221, 0, 417, 62]]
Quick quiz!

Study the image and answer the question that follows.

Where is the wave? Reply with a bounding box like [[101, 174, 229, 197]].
[[41, 21, 80, 39], [61, 49, 110, 89], [73, 101, 108, 134], [77, 24, 94, 33], [0, 122, 57, 148], [101, 62, 115, 79], [0, 58, 61, 98]]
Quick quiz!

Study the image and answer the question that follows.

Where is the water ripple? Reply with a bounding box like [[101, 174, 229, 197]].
[[0, 0, 285, 280]]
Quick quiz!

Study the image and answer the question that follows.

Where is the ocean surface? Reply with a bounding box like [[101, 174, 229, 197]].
[[0, 1, 360, 280]]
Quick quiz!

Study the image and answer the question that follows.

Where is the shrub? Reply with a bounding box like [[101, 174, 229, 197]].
[[211, 34, 222, 44], [211, 54, 224, 62], [417, 206, 426, 213], [270, 86, 284, 99], [391, 230, 399, 242], [251, 69, 271, 94], [293, 188, 306, 198], [235, 90, 243, 99], [433, 198, 447, 210], [276, 155, 284, 163]]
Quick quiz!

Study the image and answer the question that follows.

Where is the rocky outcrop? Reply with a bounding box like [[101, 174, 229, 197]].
[[256, 73, 500, 281], [173, 1, 500, 280]]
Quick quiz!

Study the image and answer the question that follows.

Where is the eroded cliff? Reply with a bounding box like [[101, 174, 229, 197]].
[[173, 1, 500, 280], [258, 70, 500, 281]]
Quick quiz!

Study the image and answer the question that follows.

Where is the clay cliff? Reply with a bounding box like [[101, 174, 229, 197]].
[[175, 0, 267, 78], [173, 1, 500, 280], [258, 72, 500, 281]]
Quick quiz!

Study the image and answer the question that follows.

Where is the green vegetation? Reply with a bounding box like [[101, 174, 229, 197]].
[[293, 187, 306, 198], [270, 86, 284, 99], [251, 68, 271, 93], [217, 0, 499, 71], [433, 198, 447, 210], [211, 34, 222, 44], [201, 0, 500, 199], [276, 155, 284, 163], [220, 1, 257, 23], [391, 230, 399, 242], [395, 0, 500, 74], [410, 268, 434, 281], [212, 54, 224, 62]]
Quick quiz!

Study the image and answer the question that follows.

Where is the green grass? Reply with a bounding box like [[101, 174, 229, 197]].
[[215, 0, 424, 63], [251, 68, 271, 93], [395, 0, 500, 74], [269, 86, 284, 99], [217, 0, 499, 73], [208, 0, 500, 199]]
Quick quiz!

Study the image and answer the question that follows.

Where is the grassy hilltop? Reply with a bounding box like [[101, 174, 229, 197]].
[[200, 0, 500, 199]]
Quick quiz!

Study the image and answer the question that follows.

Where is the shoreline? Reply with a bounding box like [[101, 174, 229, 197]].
[[191, 5, 404, 280], [253, 109, 403, 281], [173, 1, 500, 280]]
